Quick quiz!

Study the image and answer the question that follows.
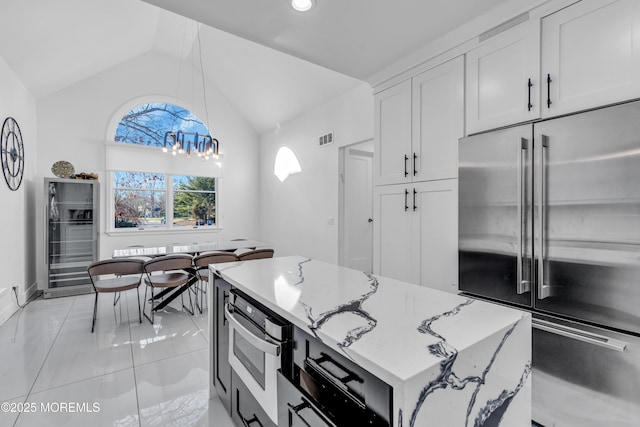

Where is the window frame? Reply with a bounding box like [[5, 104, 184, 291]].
[[108, 169, 220, 234]]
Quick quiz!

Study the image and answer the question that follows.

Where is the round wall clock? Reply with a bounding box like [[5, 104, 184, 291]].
[[1, 117, 25, 191]]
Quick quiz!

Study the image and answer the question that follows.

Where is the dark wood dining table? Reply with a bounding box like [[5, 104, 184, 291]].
[[112, 240, 270, 311]]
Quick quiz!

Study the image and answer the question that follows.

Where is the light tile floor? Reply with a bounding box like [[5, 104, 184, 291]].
[[0, 290, 234, 427]]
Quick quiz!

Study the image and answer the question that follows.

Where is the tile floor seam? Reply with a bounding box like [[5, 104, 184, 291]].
[[126, 292, 144, 427], [14, 296, 76, 426]]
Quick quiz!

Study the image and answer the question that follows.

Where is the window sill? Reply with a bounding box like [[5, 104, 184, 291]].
[[105, 227, 223, 237]]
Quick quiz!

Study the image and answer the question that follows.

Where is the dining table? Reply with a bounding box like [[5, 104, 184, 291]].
[[112, 239, 270, 312]]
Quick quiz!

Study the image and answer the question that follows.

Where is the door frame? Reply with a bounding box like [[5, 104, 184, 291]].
[[338, 139, 374, 270]]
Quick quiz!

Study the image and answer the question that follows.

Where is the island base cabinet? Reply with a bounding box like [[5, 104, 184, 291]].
[[278, 371, 335, 427], [231, 371, 276, 427], [213, 277, 232, 413]]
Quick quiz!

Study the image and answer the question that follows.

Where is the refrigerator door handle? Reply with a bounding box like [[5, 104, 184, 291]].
[[517, 138, 530, 294], [532, 319, 627, 352], [537, 134, 555, 299]]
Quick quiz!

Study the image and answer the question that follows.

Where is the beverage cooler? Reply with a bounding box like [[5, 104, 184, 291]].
[[45, 178, 99, 298]]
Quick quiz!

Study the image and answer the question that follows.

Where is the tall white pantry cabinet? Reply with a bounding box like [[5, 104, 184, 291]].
[[373, 56, 463, 293]]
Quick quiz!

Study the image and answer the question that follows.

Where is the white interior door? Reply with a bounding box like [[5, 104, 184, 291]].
[[343, 145, 373, 272]]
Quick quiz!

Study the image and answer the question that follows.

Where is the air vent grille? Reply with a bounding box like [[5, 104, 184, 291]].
[[318, 131, 334, 147]]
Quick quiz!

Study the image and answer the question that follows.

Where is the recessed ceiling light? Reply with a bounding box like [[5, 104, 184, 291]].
[[291, 0, 315, 12]]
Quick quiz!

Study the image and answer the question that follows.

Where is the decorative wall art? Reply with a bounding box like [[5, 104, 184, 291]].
[[1, 117, 25, 191]]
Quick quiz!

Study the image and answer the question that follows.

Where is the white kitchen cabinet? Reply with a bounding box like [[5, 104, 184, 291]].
[[466, 19, 541, 134], [375, 57, 463, 185], [374, 79, 412, 186], [373, 184, 414, 283], [412, 56, 464, 181], [466, 0, 640, 133], [373, 179, 458, 293], [541, 0, 640, 117]]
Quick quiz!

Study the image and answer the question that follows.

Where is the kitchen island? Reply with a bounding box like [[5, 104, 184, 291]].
[[209, 255, 531, 426]]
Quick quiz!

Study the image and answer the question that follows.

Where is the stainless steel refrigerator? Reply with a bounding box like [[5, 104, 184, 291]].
[[459, 100, 640, 426]]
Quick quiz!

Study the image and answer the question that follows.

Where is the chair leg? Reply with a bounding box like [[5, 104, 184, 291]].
[[136, 287, 142, 324], [91, 292, 99, 333], [143, 285, 154, 324]]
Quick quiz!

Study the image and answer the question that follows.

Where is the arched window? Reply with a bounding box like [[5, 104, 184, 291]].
[[109, 102, 218, 231], [115, 102, 210, 147]]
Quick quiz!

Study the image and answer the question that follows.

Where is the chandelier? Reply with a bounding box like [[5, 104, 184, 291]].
[[165, 19, 219, 161], [163, 131, 219, 160]]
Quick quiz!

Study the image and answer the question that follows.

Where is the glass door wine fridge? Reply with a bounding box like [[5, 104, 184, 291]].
[[45, 178, 99, 298]]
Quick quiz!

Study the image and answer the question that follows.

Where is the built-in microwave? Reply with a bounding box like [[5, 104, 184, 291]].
[[225, 289, 292, 424]]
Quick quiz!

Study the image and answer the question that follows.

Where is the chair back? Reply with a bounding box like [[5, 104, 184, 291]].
[[193, 251, 238, 268], [237, 248, 274, 261], [143, 254, 194, 273], [88, 258, 144, 277]]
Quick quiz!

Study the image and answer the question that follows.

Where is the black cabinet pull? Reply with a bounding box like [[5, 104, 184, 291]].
[[288, 398, 332, 427], [239, 414, 262, 427], [405, 189, 409, 211], [413, 188, 417, 211], [546, 74, 552, 109], [404, 155, 409, 177], [527, 78, 533, 111], [413, 152, 418, 176]]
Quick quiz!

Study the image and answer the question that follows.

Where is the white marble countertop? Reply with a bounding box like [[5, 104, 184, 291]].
[[211, 255, 529, 388]]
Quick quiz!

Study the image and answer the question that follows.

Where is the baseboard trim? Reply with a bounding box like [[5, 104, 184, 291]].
[[0, 288, 18, 326], [0, 282, 39, 326]]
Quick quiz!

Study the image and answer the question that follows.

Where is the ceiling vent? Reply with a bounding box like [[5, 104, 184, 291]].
[[318, 131, 334, 147]]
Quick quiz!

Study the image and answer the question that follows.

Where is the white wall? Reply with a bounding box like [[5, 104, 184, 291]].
[[259, 83, 373, 263], [35, 51, 260, 290], [0, 56, 37, 323]]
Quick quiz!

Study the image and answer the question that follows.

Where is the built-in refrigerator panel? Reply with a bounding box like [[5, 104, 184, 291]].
[[45, 178, 99, 298], [458, 124, 533, 307], [533, 102, 640, 335], [532, 313, 640, 427]]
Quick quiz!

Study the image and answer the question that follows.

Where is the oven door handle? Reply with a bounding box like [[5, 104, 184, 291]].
[[225, 303, 281, 357]]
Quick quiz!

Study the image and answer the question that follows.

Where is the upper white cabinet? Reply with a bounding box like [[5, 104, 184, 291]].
[[375, 57, 464, 185], [412, 56, 464, 181], [467, 0, 640, 133], [541, 0, 640, 117], [374, 79, 412, 186], [466, 19, 541, 134]]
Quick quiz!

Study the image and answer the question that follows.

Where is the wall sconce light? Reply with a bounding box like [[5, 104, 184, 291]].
[[274, 146, 301, 182]]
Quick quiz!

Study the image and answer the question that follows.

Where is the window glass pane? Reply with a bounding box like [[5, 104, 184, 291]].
[[172, 176, 216, 227], [113, 171, 166, 229], [114, 103, 210, 148], [114, 171, 165, 190]]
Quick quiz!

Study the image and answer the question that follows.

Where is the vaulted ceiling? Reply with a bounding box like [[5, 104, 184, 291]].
[[0, 0, 511, 134]]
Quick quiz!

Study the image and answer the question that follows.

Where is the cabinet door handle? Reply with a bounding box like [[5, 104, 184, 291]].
[[546, 74, 552, 109], [413, 188, 417, 211], [404, 155, 409, 177], [413, 152, 418, 176], [404, 189, 409, 211], [288, 398, 334, 427], [527, 78, 533, 111]]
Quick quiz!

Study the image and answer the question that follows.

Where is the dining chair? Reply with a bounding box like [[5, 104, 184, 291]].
[[192, 251, 238, 312], [142, 254, 195, 324], [87, 258, 145, 332], [236, 248, 275, 261]]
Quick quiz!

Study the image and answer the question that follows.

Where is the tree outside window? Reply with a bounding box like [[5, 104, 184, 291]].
[[173, 176, 216, 226], [112, 102, 218, 231]]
